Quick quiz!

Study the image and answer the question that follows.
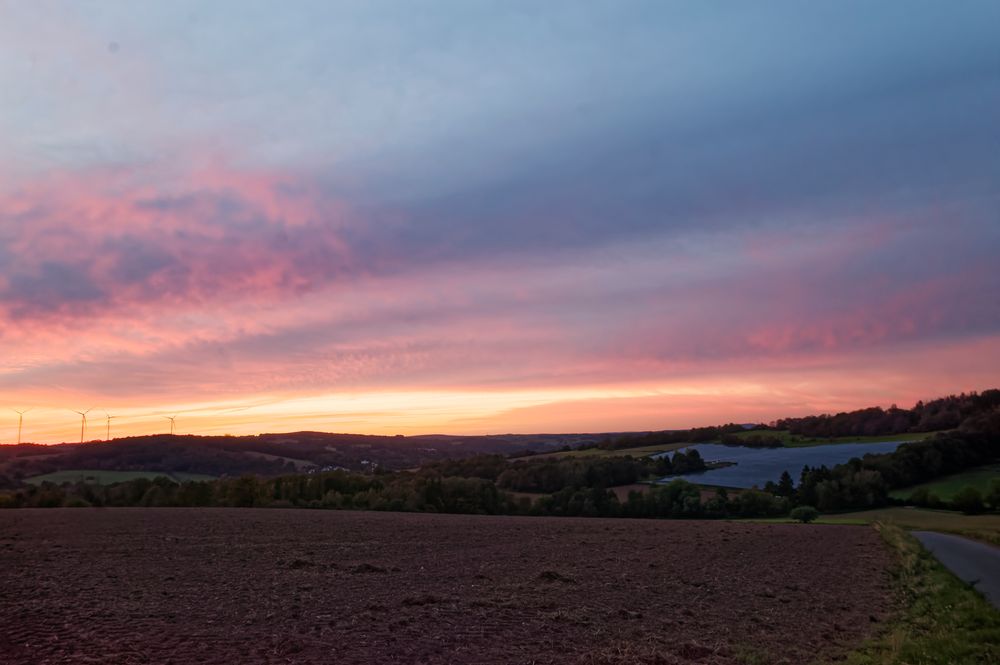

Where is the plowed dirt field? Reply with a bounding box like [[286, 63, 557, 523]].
[[0, 509, 893, 664]]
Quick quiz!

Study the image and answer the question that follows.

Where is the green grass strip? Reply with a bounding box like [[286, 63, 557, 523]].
[[837, 523, 1000, 664]]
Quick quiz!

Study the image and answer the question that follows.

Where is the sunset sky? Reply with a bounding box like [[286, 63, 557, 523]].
[[2, 1, 999, 443]]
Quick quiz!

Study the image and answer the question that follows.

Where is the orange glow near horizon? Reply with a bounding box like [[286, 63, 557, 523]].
[[6, 334, 999, 444], [3, 163, 998, 446], [3, 5, 1000, 448]]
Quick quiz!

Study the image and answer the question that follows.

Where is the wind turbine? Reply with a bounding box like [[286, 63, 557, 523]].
[[73, 408, 93, 444], [12, 408, 31, 445], [103, 412, 117, 441], [164, 415, 177, 435]]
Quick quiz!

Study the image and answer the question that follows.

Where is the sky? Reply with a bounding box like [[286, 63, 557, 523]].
[[1, 1, 999, 443]]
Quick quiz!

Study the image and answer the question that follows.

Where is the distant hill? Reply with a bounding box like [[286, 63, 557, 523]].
[[0, 431, 631, 486], [3, 389, 996, 489]]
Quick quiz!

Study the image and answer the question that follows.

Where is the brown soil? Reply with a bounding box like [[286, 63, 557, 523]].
[[0, 509, 893, 664]]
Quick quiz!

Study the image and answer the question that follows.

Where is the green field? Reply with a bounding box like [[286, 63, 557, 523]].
[[26, 470, 217, 486], [522, 442, 691, 461], [733, 429, 935, 447], [531, 431, 937, 461], [757, 506, 1000, 546], [243, 450, 316, 470], [171, 471, 218, 482], [787, 431, 934, 447], [889, 464, 1000, 501], [730, 429, 799, 443]]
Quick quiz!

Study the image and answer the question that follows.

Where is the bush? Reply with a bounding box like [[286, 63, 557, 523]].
[[987, 479, 1000, 511], [951, 486, 985, 515], [736, 489, 785, 518], [908, 487, 944, 509], [790, 505, 819, 523]]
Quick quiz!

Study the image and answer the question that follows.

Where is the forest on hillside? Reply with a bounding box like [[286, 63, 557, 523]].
[[572, 390, 1000, 453], [4, 392, 999, 519]]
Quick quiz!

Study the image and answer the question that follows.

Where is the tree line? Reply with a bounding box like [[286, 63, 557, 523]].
[[0, 471, 791, 520], [0, 448, 777, 519], [775, 390, 1000, 438], [760, 404, 1000, 514], [3, 397, 997, 519], [583, 424, 750, 452], [579, 389, 1000, 452]]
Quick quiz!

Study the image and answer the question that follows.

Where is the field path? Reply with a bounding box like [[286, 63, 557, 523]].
[[913, 531, 1000, 609]]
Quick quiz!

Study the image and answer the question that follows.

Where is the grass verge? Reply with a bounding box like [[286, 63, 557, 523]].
[[836, 523, 1000, 664]]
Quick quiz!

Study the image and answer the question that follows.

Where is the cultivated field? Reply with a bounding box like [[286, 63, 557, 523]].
[[524, 431, 936, 462], [821, 507, 1000, 546], [522, 442, 691, 461], [24, 469, 216, 485], [815, 506, 1000, 530], [0, 509, 892, 664], [732, 430, 934, 447], [755, 506, 1000, 547], [889, 464, 1000, 501]]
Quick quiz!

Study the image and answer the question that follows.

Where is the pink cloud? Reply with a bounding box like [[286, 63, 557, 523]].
[[0, 161, 357, 324], [1, 160, 997, 442]]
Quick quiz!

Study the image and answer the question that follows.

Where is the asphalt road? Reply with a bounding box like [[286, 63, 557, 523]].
[[913, 531, 1000, 609]]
